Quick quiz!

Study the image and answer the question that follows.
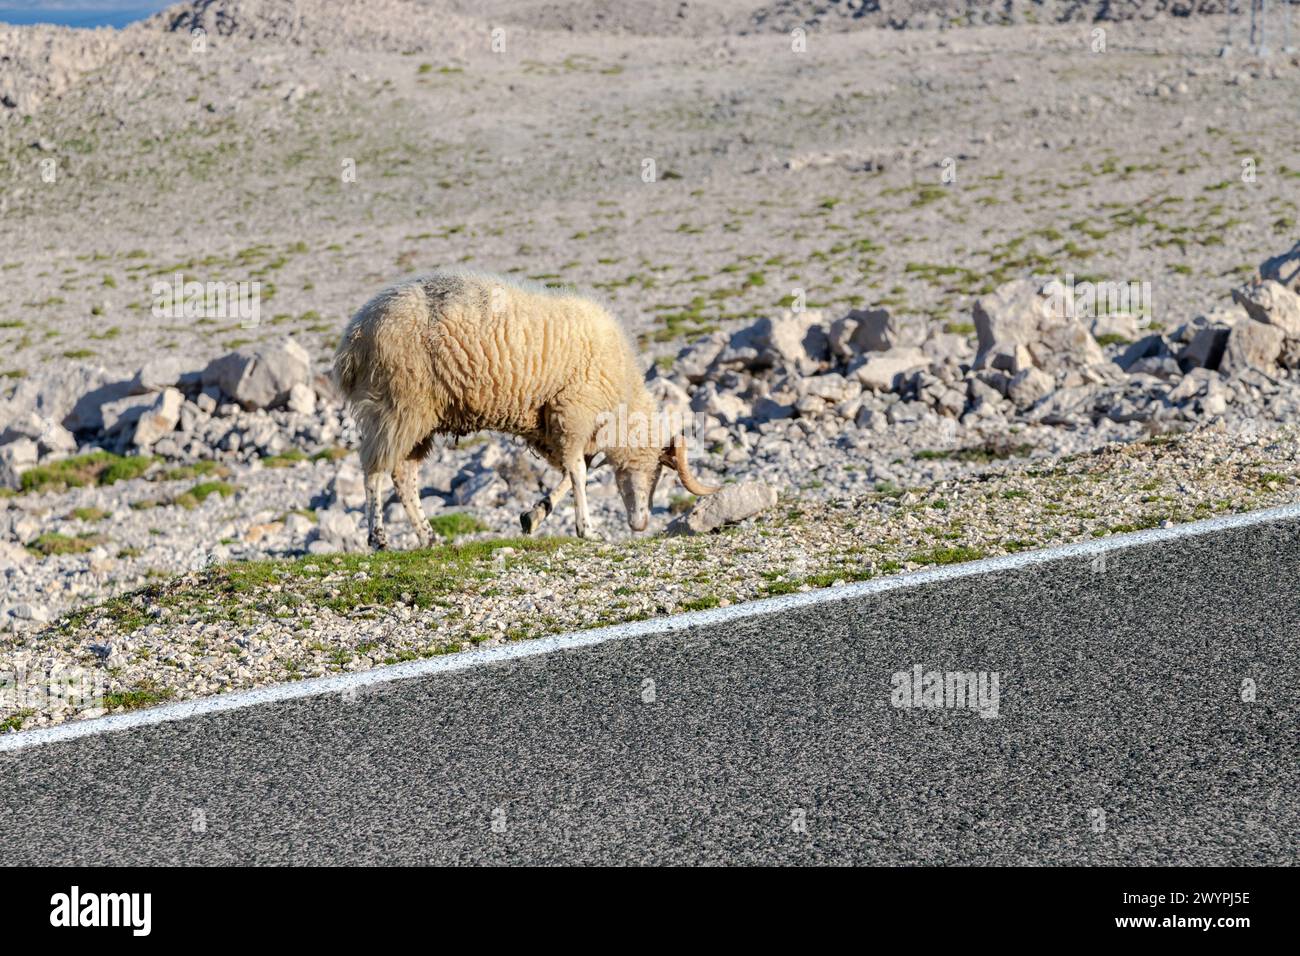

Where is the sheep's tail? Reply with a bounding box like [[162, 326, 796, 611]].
[[333, 286, 440, 477], [332, 326, 364, 398]]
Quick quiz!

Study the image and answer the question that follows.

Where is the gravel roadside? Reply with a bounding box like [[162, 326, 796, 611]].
[[3, 422, 1297, 732]]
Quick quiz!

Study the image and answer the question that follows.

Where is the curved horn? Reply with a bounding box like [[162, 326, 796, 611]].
[[672, 435, 720, 496]]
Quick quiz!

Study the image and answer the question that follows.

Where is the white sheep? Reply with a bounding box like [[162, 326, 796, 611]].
[[332, 271, 718, 547]]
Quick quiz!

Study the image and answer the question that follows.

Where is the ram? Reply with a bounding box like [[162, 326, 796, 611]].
[[332, 271, 718, 548]]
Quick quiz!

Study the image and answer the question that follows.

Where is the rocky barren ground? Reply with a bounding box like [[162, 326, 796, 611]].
[[3, 0, 1300, 726]]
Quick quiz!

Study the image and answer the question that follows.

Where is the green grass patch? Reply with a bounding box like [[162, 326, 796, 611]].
[[311, 447, 350, 463], [907, 545, 987, 566], [428, 512, 488, 541], [668, 494, 696, 515], [913, 184, 948, 206], [74, 536, 577, 634], [874, 479, 904, 498], [160, 460, 229, 481], [20, 452, 154, 493], [763, 579, 803, 597], [915, 440, 1034, 464], [173, 481, 237, 509], [0, 709, 34, 733], [29, 532, 103, 557], [1102, 515, 1166, 535], [260, 449, 308, 468], [103, 681, 174, 712]]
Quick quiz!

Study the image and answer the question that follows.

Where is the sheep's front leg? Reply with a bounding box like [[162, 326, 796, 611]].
[[393, 459, 434, 549], [365, 471, 389, 551], [520, 455, 605, 535], [520, 472, 572, 535], [568, 456, 600, 540]]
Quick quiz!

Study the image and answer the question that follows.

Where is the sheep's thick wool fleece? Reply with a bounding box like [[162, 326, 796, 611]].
[[334, 271, 650, 474]]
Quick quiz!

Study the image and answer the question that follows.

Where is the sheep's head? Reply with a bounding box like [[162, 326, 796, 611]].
[[611, 436, 719, 532], [613, 453, 661, 533]]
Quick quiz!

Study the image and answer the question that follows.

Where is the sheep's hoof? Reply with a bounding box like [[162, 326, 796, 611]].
[[367, 531, 388, 551], [520, 511, 537, 535], [577, 530, 604, 542]]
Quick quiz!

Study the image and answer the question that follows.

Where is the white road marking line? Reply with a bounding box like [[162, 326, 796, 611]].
[[4, 499, 1299, 753]]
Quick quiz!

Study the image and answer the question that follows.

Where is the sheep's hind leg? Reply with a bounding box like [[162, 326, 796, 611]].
[[365, 471, 389, 551], [393, 458, 434, 549]]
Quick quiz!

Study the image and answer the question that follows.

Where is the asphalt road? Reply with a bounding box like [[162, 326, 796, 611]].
[[2, 513, 1298, 865]]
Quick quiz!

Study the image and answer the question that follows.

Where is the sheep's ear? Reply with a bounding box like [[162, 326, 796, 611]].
[[658, 443, 678, 467]]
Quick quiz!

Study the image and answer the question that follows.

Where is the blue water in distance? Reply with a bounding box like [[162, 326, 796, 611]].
[[0, 4, 173, 28]]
